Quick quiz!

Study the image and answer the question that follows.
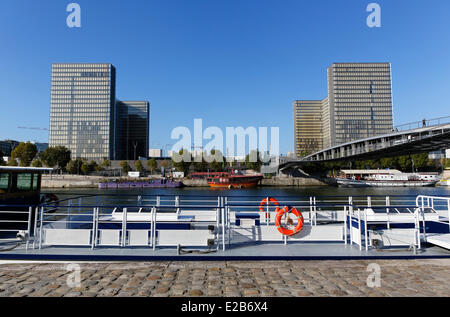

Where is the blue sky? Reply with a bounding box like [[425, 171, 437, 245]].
[[0, 0, 449, 155]]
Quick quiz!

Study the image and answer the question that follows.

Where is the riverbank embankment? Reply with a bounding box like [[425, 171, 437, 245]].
[[41, 175, 328, 189]]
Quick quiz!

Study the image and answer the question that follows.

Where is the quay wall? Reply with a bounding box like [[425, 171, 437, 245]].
[[261, 177, 327, 187], [182, 179, 208, 187], [41, 175, 101, 188], [42, 175, 328, 188]]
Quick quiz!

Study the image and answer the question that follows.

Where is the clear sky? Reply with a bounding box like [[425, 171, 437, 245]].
[[1, 0, 449, 155]]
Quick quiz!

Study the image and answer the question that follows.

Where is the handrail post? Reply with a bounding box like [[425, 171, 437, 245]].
[[39, 207, 44, 250], [386, 196, 390, 229], [91, 207, 97, 249], [150, 207, 154, 249], [33, 207, 39, 249], [26, 206, 32, 251], [313, 197, 317, 225], [448, 199, 450, 233], [364, 209, 368, 251], [122, 208, 127, 247], [349, 196, 353, 215], [67, 199, 72, 229], [226, 197, 231, 248], [222, 197, 225, 251], [344, 206, 347, 245], [152, 207, 156, 250], [358, 208, 362, 251], [415, 207, 421, 250]]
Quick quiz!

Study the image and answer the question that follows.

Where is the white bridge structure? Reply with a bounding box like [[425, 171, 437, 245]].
[[281, 116, 450, 170]]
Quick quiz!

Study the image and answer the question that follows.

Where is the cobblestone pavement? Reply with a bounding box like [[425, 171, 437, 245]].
[[0, 259, 449, 297]]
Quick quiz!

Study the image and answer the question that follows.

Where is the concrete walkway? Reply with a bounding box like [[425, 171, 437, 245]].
[[0, 259, 449, 297]]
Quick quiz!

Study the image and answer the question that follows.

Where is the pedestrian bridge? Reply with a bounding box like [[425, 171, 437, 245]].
[[281, 116, 450, 170]]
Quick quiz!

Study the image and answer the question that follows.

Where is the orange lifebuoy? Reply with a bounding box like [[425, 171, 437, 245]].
[[274, 206, 304, 236], [259, 197, 279, 219]]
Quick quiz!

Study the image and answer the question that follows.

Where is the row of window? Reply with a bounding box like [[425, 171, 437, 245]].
[[51, 98, 111, 102], [51, 90, 112, 94], [0, 173, 39, 192], [51, 76, 111, 81]]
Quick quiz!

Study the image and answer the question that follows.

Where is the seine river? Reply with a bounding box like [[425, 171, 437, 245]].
[[45, 186, 450, 199]]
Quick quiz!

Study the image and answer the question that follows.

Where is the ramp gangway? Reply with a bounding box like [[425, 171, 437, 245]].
[[426, 234, 450, 250], [416, 195, 450, 250]]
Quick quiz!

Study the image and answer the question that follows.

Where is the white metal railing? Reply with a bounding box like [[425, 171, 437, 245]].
[[416, 195, 450, 243], [0, 207, 33, 251], [4, 194, 448, 254], [35, 201, 223, 251]]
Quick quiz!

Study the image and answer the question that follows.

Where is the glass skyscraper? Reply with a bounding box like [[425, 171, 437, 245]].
[[294, 63, 393, 157], [49, 63, 116, 160], [49, 63, 149, 161], [293, 100, 324, 157], [115, 100, 150, 160], [327, 63, 393, 147]]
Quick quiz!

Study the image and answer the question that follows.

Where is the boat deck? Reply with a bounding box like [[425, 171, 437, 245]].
[[1, 240, 450, 261], [2, 193, 450, 261]]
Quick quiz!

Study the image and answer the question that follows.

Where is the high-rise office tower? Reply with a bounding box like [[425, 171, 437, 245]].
[[49, 63, 116, 160], [115, 100, 150, 161], [293, 100, 325, 157], [294, 63, 393, 157], [327, 63, 393, 147], [49, 63, 150, 161]]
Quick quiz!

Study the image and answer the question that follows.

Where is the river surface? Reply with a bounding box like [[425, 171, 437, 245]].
[[44, 186, 450, 199]]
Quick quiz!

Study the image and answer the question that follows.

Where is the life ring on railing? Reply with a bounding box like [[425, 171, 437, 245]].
[[274, 206, 304, 236], [259, 197, 279, 219], [40, 193, 59, 210]]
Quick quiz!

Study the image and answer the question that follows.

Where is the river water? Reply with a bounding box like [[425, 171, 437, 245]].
[[44, 186, 450, 199]]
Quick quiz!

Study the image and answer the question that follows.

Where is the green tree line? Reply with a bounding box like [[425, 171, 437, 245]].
[[302, 153, 444, 176], [170, 149, 264, 176]]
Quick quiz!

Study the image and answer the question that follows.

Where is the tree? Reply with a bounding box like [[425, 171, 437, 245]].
[[66, 158, 83, 174], [120, 161, 131, 174], [207, 149, 224, 172], [171, 149, 192, 175], [8, 159, 18, 166], [135, 160, 145, 174], [31, 159, 43, 167], [147, 158, 157, 175], [101, 159, 111, 168], [445, 159, 450, 169], [411, 153, 431, 171], [160, 160, 169, 169], [80, 160, 97, 175], [245, 150, 262, 172], [40, 146, 71, 170], [11, 142, 37, 166], [397, 155, 412, 172]]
